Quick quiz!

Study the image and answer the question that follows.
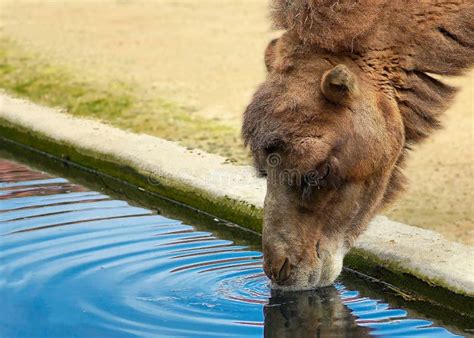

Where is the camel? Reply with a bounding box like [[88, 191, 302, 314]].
[[242, 0, 474, 290]]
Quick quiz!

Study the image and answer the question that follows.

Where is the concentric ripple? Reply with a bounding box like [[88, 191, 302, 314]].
[[0, 159, 464, 337]]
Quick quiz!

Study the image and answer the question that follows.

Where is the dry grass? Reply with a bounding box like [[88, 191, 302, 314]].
[[0, 38, 250, 162]]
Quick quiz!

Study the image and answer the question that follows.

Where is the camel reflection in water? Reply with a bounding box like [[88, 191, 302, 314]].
[[264, 286, 370, 338]]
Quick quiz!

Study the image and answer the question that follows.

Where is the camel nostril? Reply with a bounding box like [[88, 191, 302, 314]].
[[316, 240, 321, 259], [276, 257, 292, 283]]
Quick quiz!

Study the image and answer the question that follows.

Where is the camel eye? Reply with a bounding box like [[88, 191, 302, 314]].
[[264, 145, 279, 154], [263, 140, 283, 155]]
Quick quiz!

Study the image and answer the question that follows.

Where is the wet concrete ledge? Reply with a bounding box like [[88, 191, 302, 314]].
[[1, 93, 473, 303]]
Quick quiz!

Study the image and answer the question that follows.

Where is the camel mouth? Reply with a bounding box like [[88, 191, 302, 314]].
[[265, 244, 345, 291], [269, 263, 342, 291]]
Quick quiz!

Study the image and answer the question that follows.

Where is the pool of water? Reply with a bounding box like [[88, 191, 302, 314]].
[[0, 158, 468, 337]]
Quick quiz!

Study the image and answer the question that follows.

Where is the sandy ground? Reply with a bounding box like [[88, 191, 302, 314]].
[[0, 0, 472, 244], [1, 0, 276, 123]]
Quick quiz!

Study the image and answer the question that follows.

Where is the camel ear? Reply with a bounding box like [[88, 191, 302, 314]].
[[321, 65, 358, 105], [264, 38, 279, 72]]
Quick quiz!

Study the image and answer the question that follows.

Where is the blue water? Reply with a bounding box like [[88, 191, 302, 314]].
[[0, 159, 465, 337]]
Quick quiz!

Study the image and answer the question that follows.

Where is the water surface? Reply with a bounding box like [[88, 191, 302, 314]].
[[0, 159, 466, 337]]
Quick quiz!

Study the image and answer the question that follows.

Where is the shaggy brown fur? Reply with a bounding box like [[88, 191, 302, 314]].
[[242, 0, 474, 290], [271, 0, 387, 52], [272, 0, 474, 143]]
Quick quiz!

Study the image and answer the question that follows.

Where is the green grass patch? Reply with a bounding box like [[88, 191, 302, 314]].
[[0, 38, 251, 163]]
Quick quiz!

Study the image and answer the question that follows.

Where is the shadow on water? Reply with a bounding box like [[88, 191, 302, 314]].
[[0, 146, 471, 337]]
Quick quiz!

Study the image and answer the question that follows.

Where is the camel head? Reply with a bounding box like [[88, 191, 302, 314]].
[[242, 0, 474, 290], [243, 33, 404, 289]]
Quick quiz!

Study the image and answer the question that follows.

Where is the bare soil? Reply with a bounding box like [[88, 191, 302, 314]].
[[1, 0, 472, 245]]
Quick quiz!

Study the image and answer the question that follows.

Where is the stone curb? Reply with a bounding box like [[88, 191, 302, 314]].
[[1, 93, 473, 300]]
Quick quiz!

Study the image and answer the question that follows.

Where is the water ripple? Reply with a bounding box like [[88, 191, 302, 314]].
[[0, 159, 464, 337]]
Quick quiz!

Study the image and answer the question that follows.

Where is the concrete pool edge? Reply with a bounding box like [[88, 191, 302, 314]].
[[1, 93, 473, 301]]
